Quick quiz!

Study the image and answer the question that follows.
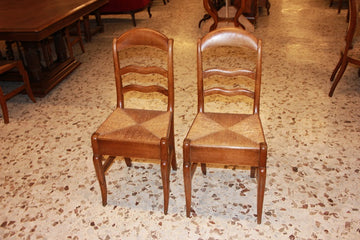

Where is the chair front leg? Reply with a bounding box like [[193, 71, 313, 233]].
[[93, 154, 108, 206], [170, 121, 177, 170], [257, 143, 267, 224], [160, 138, 170, 214], [183, 139, 192, 217], [257, 166, 266, 224]]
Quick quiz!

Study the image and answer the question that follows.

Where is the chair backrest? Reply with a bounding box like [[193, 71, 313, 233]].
[[112, 28, 174, 112], [197, 27, 262, 114]]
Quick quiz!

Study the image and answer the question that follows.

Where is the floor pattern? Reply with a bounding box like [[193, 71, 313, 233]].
[[1, 0, 360, 239]]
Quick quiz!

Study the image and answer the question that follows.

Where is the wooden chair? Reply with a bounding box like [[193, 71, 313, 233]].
[[329, 0, 359, 97], [64, 20, 85, 58], [0, 60, 36, 124], [91, 28, 177, 214], [203, 0, 246, 31], [183, 27, 267, 224]]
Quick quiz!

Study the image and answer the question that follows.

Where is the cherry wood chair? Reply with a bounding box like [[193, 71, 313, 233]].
[[329, 0, 359, 97], [203, 0, 246, 31], [0, 60, 36, 124], [183, 27, 267, 224], [64, 20, 85, 58], [91, 28, 177, 214]]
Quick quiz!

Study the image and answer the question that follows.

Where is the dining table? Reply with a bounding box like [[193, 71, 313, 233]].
[[0, 0, 108, 97]]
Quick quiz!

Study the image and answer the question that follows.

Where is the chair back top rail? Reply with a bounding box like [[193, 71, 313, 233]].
[[197, 27, 262, 114], [112, 28, 174, 111]]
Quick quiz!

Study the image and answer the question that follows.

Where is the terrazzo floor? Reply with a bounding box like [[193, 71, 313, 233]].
[[1, 0, 360, 239]]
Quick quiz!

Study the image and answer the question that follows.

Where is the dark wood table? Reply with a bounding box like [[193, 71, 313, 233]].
[[0, 0, 108, 97]]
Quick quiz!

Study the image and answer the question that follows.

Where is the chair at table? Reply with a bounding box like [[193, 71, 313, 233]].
[[91, 28, 177, 214], [0, 60, 36, 124], [64, 20, 85, 58], [329, 0, 359, 97], [183, 27, 267, 224]]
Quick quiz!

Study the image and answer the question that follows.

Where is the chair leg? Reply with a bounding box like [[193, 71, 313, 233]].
[[160, 139, 170, 214], [76, 21, 85, 54], [83, 15, 91, 42], [130, 13, 137, 26], [148, 6, 152, 18], [93, 154, 108, 206], [124, 157, 132, 167], [330, 53, 344, 82], [183, 139, 192, 217], [266, 0, 271, 15], [250, 166, 256, 178], [201, 163, 206, 175], [257, 167, 266, 224], [18, 61, 36, 103], [338, 0, 343, 14], [329, 59, 348, 97], [0, 87, 9, 124], [257, 143, 267, 224]]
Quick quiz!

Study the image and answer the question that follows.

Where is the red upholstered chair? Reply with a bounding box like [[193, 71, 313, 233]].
[[100, 0, 152, 26]]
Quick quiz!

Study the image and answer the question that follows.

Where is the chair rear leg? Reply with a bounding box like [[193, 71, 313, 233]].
[[201, 163, 206, 175], [124, 157, 132, 167], [170, 123, 177, 170], [0, 87, 9, 124], [250, 166, 256, 178], [329, 60, 348, 97]]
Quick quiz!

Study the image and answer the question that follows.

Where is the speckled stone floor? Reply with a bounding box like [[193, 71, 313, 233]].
[[1, 0, 360, 239]]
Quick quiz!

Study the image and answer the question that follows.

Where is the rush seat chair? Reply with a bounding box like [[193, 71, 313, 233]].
[[91, 28, 177, 214], [183, 27, 267, 224]]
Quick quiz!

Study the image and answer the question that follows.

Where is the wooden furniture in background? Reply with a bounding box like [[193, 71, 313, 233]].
[[99, 0, 152, 26], [203, 0, 246, 31], [64, 20, 85, 58], [329, 0, 359, 96], [0, 0, 108, 97], [183, 27, 267, 224], [199, 0, 270, 30], [91, 28, 177, 214], [0, 60, 36, 123]]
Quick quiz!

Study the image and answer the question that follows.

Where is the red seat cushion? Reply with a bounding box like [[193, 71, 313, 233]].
[[100, 0, 151, 13]]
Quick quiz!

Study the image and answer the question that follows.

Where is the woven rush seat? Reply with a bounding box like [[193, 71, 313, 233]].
[[95, 108, 171, 158]]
